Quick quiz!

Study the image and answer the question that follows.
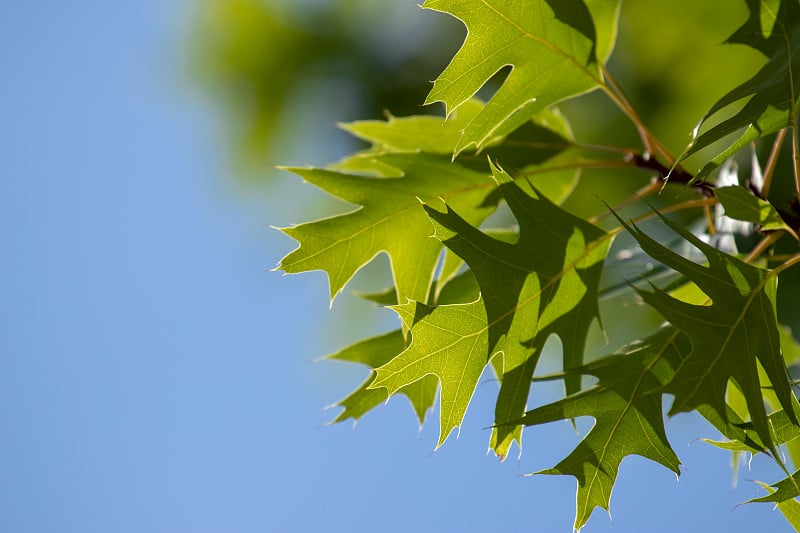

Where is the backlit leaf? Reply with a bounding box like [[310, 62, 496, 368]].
[[340, 100, 582, 203], [371, 297, 492, 448], [422, 0, 621, 154], [414, 163, 610, 456], [516, 327, 685, 530], [325, 330, 437, 426], [754, 482, 800, 530], [276, 153, 496, 304]]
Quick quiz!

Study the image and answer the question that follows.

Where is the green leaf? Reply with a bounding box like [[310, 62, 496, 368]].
[[703, 405, 800, 453], [371, 298, 492, 448], [324, 330, 438, 426], [516, 327, 684, 530], [756, 482, 800, 530], [679, 0, 800, 181], [760, 0, 782, 38], [420, 163, 610, 457], [341, 101, 582, 204], [783, 323, 800, 364], [422, 0, 621, 154], [750, 470, 800, 503], [615, 211, 799, 455], [276, 153, 496, 304], [716, 185, 791, 231], [340, 98, 485, 155], [329, 268, 486, 428]]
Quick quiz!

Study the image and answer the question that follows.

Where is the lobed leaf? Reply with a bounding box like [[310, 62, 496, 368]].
[[422, 0, 621, 154], [679, 0, 800, 181], [324, 330, 437, 426], [614, 211, 799, 457], [750, 469, 800, 503], [276, 153, 496, 304], [515, 327, 685, 530], [371, 298, 492, 449], [340, 101, 583, 203], [420, 163, 610, 457], [326, 272, 483, 427], [754, 483, 800, 530]]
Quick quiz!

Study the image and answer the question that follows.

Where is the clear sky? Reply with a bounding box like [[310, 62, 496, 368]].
[[0, 1, 794, 532]]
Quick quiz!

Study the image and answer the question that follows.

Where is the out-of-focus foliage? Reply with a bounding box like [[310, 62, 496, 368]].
[[190, 0, 462, 176], [196, 1, 800, 530]]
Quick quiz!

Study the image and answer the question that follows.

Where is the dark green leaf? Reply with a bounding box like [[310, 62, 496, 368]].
[[516, 327, 684, 530], [716, 185, 791, 231], [679, 0, 800, 181], [421, 163, 610, 457], [615, 211, 799, 455]]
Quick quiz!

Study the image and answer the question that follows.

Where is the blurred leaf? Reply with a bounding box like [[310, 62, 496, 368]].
[[192, 0, 333, 162]]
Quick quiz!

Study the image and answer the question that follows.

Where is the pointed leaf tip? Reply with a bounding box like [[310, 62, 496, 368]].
[[423, 0, 621, 152]]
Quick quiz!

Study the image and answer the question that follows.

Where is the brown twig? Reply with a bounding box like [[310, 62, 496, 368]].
[[760, 128, 787, 198]]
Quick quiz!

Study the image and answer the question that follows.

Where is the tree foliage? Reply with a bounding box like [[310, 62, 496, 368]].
[[276, 1, 800, 530]]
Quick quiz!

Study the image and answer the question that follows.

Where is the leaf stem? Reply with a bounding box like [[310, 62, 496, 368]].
[[571, 142, 637, 155], [792, 124, 800, 200], [744, 231, 785, 264], [774, 252, 800, 275], [600, 197, 717, 230], [589, 180, 661, 224], [634, 198, 718, 221], [502, 139, 636, 155], [601, 67, 675, 165], [516, 158, 635, 179], [761, 128, 787, 198]]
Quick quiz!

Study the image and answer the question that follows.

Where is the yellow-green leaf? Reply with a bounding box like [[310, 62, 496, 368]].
[[422, 0, 621, 154]]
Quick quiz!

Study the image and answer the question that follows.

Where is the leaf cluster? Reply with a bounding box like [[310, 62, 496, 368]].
[[277, 1, 800, 530]]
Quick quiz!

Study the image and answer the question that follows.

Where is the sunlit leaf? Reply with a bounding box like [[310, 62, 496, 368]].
[[325, 331, 437, 425], [515, 327, 684, 529], [376, 162, 610, 454], [276, 154, 496, 304], [422, 0, 621, 154]]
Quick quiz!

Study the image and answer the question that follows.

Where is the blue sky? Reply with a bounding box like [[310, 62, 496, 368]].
[[0, 1, 794, 531]]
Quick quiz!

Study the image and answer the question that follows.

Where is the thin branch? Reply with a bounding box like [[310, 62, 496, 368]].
[[502, 139, 636, 155], [775, 252, 800, 275], [601, 67, 676, 165], [703, 203, 716, 236], [623, 198, 717, 228], [516, 158, 635, 178], [626, 153, 714, 197], [744, 231, 785, 264], [589, 180, 661, 224]]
